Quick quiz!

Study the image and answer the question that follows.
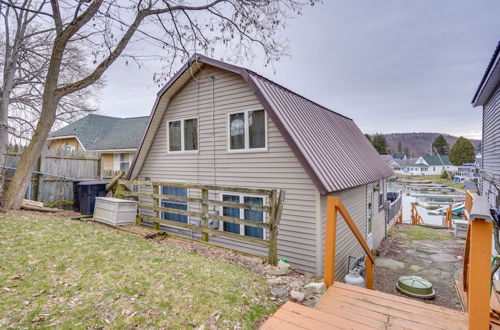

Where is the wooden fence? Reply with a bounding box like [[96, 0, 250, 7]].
[[2, 144, 100, 204], [116, 180, 285, 265]]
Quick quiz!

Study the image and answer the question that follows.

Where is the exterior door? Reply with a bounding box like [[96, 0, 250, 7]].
[[367, 184, 374, 249]]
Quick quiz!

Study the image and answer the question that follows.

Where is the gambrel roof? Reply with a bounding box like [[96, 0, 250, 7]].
[[128, 55, 393, 194]]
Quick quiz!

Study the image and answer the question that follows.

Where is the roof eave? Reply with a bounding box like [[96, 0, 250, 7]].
[[472, 42, 500, 107]]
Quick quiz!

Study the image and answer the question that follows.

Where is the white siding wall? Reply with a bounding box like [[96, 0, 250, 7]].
[[482, 86, 500, 208], [137, 66, 319, 273]]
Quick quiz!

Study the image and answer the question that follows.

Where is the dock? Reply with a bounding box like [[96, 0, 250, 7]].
[[411, 193, 464, 199], [261, 282, 467, 329]]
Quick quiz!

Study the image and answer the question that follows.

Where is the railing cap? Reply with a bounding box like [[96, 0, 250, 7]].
[[470, 194, 493, 222]]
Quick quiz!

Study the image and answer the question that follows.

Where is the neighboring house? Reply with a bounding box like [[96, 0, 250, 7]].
[[380, 155, 400, 171], [48, 114, 149, 173], [414, 155, 457, 175], [390, 152, 407, 160], [472, 41, 500, 208], [391, 158, 418, 175], [127, 54, 393, 277]]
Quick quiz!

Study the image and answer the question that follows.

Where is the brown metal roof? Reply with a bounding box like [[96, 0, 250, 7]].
[[128, 54, 393, 194]]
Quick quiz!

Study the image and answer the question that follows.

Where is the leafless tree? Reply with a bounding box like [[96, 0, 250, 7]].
[[0, 1, 101, 182], [0, 0, 319, 209]]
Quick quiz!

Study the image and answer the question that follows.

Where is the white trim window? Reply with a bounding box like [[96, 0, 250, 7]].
[[119, 153, 130, 171], [167, 117, 198, 153], [228, 109, 267, 152], [219, 193, 266, 239]]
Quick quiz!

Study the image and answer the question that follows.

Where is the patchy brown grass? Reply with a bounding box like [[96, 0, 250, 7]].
[[0, 213, 275, 328]]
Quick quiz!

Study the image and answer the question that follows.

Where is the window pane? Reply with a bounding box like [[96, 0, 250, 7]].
[[248, 110, 265, 149], [120, 162, 129, 171], [184, 118, 198, 151], [222, 195, 240, 234], [169, 121, 181, 151], [244, 196, 264, 239], [230, 113, 245, 149], [161, 186, 188, 223], [120, 153, 128, 162]]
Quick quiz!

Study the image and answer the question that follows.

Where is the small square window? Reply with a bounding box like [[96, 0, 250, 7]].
[[228, 109, 266, 151], [167, 118, 198, 152]]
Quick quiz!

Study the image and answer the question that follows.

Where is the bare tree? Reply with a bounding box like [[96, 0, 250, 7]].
[[0, 0, 318, 209], [0, 1, 101, 160]]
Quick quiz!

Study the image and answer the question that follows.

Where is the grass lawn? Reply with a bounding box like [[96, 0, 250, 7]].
[[390, 225, 452, 242], [397, 174, 465, 190], [0, 213, 275, 328]]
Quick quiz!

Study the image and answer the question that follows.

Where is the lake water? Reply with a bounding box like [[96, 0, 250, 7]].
[[387, 181, 464, 226]]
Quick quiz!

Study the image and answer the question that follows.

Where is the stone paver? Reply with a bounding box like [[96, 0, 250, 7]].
[[374, 224, 465, 310]]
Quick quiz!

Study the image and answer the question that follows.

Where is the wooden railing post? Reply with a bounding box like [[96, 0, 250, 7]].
[[201, 188, 209, 242], [324, 196, 376, 290], [324, 197, 337, 287], [466, 195, 492, 330], [153, 184, 160, 231], [365, 257, 373, 289], [268, 189, 278, 266]]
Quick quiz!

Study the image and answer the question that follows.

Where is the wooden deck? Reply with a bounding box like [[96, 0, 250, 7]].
[[261, 282, 468, 329]]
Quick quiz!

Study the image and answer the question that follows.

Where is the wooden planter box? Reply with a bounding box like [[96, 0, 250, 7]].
[[93, 197, 137, 226]]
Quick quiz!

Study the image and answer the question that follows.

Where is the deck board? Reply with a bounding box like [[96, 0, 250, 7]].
[[261, 282, 468, 329]]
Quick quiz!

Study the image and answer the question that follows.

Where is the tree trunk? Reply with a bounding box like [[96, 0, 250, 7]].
[[2, 98, 57, 209]]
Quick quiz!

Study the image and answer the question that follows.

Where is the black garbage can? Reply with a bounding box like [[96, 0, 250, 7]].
[[77, 180, 107, 215], [72, 179, 89, 212]]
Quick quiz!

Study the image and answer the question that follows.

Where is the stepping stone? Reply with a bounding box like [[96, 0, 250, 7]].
[[375, 258, 405, 271], [430, 253, 456, 263]]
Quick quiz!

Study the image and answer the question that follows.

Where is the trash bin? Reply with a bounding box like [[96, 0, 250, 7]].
[[72, 179, 89, 212], [77, 180, 107, 215]]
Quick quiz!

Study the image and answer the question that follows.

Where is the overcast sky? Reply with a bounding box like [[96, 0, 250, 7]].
[[98, 0, 500, 140]]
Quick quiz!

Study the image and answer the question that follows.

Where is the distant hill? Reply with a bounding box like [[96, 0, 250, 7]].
[[378, 133, 481, 158]]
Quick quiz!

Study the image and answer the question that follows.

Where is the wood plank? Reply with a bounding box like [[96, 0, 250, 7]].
[[329, 286, 466, 321], [454, 278, 467, 312], [323, 290, 467, 329], [314, 298, 389, 328], [138, 204, 202, 218], [274, 303, 371, 330], [331, 283, 466, 318], [272, 308, 343, 329], [202, 227, 270, 247], [260, 316, 306, 330]]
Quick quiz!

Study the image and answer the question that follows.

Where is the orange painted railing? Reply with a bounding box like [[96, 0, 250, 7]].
[[442, 205, 453, 229], [324, 196, 375, 290], [461, 191, 492, 330], [462, 191, 474, 292], [410, 203, 423, 225]]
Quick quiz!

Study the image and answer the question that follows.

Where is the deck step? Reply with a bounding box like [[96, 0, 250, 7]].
[[261, 282, 468, 329]]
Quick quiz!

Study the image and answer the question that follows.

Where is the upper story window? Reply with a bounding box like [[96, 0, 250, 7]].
[[228, 109, 266, 152], [167, 118, 198, 153]]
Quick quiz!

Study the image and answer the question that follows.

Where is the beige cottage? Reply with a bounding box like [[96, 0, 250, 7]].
[[128, 55, 393, 276], [48, 114, 148, 173]]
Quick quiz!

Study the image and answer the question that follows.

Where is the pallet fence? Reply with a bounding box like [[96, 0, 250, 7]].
[[116, 180, 286, 265]]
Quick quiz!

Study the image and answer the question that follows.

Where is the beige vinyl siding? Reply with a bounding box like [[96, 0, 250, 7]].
[[482, 86, 500, 207], [319, 185, 368, 279], [136, 65, 319, 274], [47, 137, 84, 151], [372, 179, 386, 248]]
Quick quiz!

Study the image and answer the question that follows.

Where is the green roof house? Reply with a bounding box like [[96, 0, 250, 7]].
[[414, 155, 457, 175], [48, 114, 149, 173]]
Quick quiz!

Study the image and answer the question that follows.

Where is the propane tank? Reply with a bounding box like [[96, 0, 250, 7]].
[[344, 267, 365, 287]]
